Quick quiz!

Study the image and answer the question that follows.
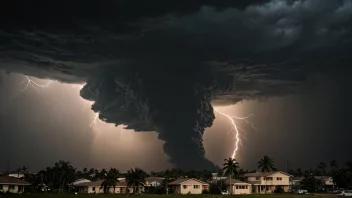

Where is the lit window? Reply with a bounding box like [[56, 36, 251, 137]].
[[193, 185, 199, 189], [183, 185, 187, 189]]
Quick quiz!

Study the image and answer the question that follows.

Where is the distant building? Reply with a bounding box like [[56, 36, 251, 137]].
[[145, 177, 164, 187], [72, 178, 92, 186], [8, 172, 25, 179], [314, 176, 335, 190], [223, 178, 252, 194], [168, 178, 209, 194], [0, 176, 31, 193], [244, 171, 292, 194]]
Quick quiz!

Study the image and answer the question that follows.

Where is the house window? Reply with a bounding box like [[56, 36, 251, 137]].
[[236, 186, 239, 189], [92, 187, 96, 191], [0, 185, 3, 190], [245, 186, 248, 189], [256, 177, 260, 180], [266, 177, 273, 180], [277, 177, 282, 180], [183, 185, 187, 189], [9, 185, 15, 190], [193, 185, 199, 189]]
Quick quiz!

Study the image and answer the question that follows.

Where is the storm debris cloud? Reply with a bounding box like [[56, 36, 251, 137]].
[[80, 67, 235, 169]]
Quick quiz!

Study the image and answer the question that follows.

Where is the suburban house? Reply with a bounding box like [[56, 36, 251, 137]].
[[315, 176, 335, 190], [292, 177, 303, 186], [224, 179, 252, 194], [8, 172, 25, 179], [244, 171, 292, 194], [168, 178, 209, 194], [145, 177, 164, 187], [0, 176, 31, 193], [211, 173, 228, 183], [73, 180, 144, 194], [72, 178, 92, 186]]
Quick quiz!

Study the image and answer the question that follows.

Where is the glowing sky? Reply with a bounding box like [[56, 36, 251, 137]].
[[0, 71, 350, 172]]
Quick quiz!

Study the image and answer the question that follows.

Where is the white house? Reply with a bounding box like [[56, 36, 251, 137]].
[[224, 179, 252, 194], [315, 176, 335, 189], [145, 177, 164, 187], [0, 176, 31, 193], [168, 178, 209, 194], [244, 171, 292, 194], [74, 180, 144, 194]]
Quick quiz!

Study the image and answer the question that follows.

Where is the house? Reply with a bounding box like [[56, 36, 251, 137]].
[[211, 173, 228, 183], [314, 176, 335, 190], [72, 178, 91, 186], [244, 171, 292, 194], [224, 179, 252, 194], [8, 172, 25, 179], [0, 176, 31, 193], [292, 177, 304, 187], [168, 178, 209, 194], [73, 180, 144, 194], [145, 177, 164, 187]]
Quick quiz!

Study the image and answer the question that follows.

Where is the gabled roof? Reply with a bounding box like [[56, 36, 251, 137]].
[[0, 176, 31, 185], [315, 176, 332, 181], [244, 171, 292, 177], [145, 177, 164, 183], [168, 178, 209, 185], [223, 179, 251, 185]]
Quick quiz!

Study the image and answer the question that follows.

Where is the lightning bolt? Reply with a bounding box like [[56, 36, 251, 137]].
[[213, 107, 257, 159], [19, 75, 102, 131], [20, 76, 54, 91]]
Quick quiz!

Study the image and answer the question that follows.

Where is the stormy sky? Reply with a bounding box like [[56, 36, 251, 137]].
[[0, 0, 352, 171]]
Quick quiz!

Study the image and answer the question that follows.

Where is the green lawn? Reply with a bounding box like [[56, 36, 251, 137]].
[[13, 194, 337, 198]]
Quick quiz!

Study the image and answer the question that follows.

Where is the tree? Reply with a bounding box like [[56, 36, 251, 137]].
[[258, 155, 276, 194], [258, 155, 276, 172], [223, 157, 239, 195], [101, 168, 119, 194], [318, 161, 327, 176], [126, 168, 147, 194]]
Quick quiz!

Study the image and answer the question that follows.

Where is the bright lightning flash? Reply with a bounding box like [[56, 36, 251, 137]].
[[20, 76, 54, 91], [213, 107, 257, 159], [20, 75, 100, 131]]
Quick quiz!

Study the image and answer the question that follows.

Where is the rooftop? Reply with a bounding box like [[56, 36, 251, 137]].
[[0, 176, 31, 185]]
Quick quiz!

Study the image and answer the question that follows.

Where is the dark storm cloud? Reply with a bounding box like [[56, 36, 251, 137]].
[[0, 0, 352, 169]]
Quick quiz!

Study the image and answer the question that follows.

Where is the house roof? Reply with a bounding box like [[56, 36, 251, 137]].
[[0, 176, 31, 185], [244, 171, 292, 177], [145, 177, 164, 183], [74, 180, 145, 187], [168, 178, 209, 186], [223, 179, 251, 185], [315, 176, 332, 181]]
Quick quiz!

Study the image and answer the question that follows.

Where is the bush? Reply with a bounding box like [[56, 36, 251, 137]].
[[202, 189, 210, 194], [274, 186, 284, 194]]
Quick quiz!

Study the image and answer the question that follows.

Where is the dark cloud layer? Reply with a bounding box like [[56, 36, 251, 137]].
[[1, 0, 352, 169]]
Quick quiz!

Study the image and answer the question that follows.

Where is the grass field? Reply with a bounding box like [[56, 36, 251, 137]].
[[11, 194, 338, 198]]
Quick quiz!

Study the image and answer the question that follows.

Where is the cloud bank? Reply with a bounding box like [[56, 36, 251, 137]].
[[0, 0, 351, 169]]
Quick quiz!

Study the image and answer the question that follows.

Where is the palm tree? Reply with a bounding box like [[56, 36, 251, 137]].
[[223, 157, 239, 195], [101, 168, 119, 194], [330, 160, 338, 174], [318, 162, 327, 175], [258, 155, 276, 194], [126, 168, 147, 194]]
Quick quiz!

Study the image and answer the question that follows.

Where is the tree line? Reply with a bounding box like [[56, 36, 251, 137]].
[[6, 156, 352, 194]]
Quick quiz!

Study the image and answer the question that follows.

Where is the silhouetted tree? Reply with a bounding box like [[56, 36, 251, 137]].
[[126, 168, 147, 194], [258, 155, 276, 194]]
